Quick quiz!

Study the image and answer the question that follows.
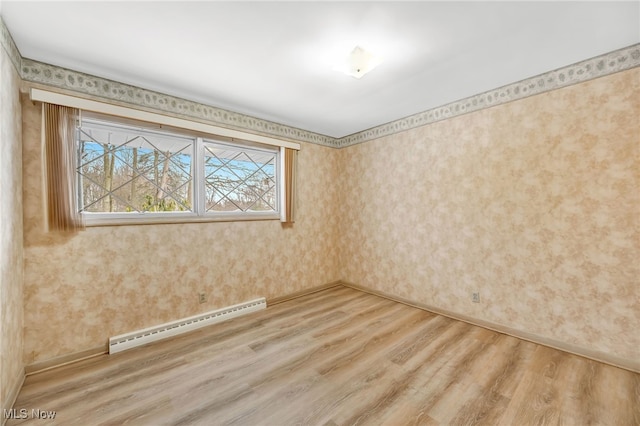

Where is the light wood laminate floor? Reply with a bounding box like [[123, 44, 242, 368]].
[[8, 286, 640, 425]]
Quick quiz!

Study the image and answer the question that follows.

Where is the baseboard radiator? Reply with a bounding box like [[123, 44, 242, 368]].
[[109, 297, 266, 354]]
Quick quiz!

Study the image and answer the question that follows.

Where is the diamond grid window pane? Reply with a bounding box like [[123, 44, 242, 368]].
[[77, 122, 194, 213], [203, 142, 277, 213], [75, 116, 282, 222]]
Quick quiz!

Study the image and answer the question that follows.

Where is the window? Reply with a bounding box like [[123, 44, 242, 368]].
[[202, 141, 277, 213], [77, 116, 280, 225]]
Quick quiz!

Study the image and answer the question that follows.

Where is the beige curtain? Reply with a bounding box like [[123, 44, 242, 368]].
[[282, 147, 297, 224], [43, 103, 84, 232]]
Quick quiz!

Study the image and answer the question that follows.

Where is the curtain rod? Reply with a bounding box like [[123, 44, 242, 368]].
[[30, 88, 301, 151]]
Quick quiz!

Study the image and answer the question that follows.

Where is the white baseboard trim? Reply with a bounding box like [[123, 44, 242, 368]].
[[341, 281, 639, 373]]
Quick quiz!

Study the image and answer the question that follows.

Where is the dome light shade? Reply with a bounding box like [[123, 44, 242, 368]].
[[333, 45, 382, 79]]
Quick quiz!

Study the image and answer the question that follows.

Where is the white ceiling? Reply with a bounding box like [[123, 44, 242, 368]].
[[2, 1, 639, 138]]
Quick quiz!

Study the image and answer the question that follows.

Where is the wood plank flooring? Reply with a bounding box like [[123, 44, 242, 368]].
[[7, 286, 640, 425]]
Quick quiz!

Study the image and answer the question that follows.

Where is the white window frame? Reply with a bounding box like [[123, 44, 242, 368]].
[[30, 88, 300, 226], [77, 118, 281, 226], [198, 137, 281, 221]]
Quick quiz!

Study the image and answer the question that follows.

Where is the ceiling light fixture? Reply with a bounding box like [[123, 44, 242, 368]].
[[333, 45, 383, 79]]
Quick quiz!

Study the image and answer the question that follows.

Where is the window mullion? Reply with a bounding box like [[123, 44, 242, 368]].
[[194, 137, 205, 216], [279, 146, 285, 219]]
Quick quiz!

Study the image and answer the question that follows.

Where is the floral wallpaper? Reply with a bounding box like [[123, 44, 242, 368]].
[[338, 67, 640, 364], [21, 67, 640, 369], [0, 45, 24, 410], [22, 99, 341, 364], [9, 4, 638, 371]]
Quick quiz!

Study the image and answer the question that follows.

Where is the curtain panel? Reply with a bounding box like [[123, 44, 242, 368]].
[[282, 147, 297, 224], [43, 103, 84, 232]]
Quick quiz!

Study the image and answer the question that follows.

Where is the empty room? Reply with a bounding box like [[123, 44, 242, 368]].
[[1, 1, 638, 425]]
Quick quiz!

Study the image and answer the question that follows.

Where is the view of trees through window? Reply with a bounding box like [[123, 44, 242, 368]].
[[78, 122, 193, 213], [77, 119, 278, 217], [204, 143, 276, 212]]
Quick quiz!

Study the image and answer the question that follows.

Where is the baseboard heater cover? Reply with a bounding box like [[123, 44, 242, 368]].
[[109, 297, 266, 354]]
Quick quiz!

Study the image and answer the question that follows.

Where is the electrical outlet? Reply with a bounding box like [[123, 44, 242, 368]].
[[472, 292, 480, 303], [198, 293, 207, 304]]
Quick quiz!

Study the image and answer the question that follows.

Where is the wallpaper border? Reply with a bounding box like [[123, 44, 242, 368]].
[[20, 58, 339, 148], [2, 18, 638, 149], [339, 43, 640, 147], [0, 16, 21, 74]]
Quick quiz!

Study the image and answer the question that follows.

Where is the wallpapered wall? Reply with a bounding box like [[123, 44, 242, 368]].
[[0, 46, 24, 410], [20, 65, 639, 368], [338, 67, 639, 364], [22, 98, 341, 364]]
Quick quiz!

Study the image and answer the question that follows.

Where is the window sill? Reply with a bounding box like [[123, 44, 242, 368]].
[[82, 212, 281, 227]]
